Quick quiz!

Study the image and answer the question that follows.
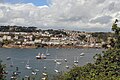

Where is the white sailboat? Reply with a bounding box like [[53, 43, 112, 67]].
[[54, 62, 59, 73], [65, 60, 69, 69], [36, 53, 46, 59], [74, 56, 76, 63], [42, 63, 48, 80], [41, 53, 46, 59], [74, 56, 79, 63], [10, 59, 14, 67], [25, 59, 32, 70], [46, 48, 50, 56], [34, 61, 39, 72], [64, 53, 68, 62], [26, 64, 32, 70], [54, 56, 57, 63], [36, 53, 41, 59], [64, 53, 69, 69], [74, 56, 79, 66]]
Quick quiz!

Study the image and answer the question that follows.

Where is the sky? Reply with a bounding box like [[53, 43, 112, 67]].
[[4, 0, 48, 6], [0, 0, 120, 32]]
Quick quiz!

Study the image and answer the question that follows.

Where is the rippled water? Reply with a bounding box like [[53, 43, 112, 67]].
[[0, 48, 104, 80]]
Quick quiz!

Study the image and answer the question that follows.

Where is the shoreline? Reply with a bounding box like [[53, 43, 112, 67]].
[[1, 44, 102, 49]]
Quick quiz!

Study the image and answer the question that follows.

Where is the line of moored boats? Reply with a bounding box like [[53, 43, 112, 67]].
[[5, 49, 86, 80]]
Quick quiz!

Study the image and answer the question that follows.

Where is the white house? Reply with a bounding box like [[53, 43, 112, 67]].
[[34, 39, 42, 43], [3, 35, 12, 40], [0, 37, 3, 42]]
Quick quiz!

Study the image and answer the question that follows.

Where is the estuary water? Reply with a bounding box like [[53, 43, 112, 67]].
[[0, 48, 104, 80]]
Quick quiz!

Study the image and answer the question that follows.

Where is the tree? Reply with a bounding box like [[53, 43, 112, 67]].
[[53, 19, 120, 80], [112, 19, 120, 48]]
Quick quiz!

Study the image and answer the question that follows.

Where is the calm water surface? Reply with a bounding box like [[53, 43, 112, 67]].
[[0, 48, 104, 80]]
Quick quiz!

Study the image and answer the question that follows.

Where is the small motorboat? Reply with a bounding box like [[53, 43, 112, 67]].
[[10, 64, 13, 67], [44, 67, 47, 70], [65, 65, 69, 69], [25, 75, 29, 78], [74, 60, 78, 63], [6, 57, 11, 60], [13, 71, 19, 76], [32, 71, 37, 75], [42, 72, 47, 76], [11, 76, 16, 79], [56, 61, 61, 65], [35, 69, 39, 72], [54, 69, 59, 73], [54, 59, 57, 63], [41, 77, 46, 80], [74, 63, 78, 66], [80, 53, 85, 56], [64, 59, 67, 62]]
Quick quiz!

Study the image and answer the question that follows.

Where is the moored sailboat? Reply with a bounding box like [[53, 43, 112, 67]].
[[36, 53, 46, 59], [46, 48, 50, 56], [36, 53, 41, 59], [25, 59, 32, 70], [41, 53, 46, 59]]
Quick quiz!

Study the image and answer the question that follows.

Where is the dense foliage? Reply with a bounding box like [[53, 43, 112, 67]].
[[0, 26, 37, 32], [0, 60, 6, 80], [53, 20, 120, 80], [91, 32, 113, 43]]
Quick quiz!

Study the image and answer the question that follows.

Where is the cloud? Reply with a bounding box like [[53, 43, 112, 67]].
[[0, 0, 120, 31], [96, 0, 106, 4], [108, 2, 115, 11], [90, 15, 112, 24]]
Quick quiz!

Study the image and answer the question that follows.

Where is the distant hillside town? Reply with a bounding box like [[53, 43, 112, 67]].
[[0, 25, 114, 48]]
